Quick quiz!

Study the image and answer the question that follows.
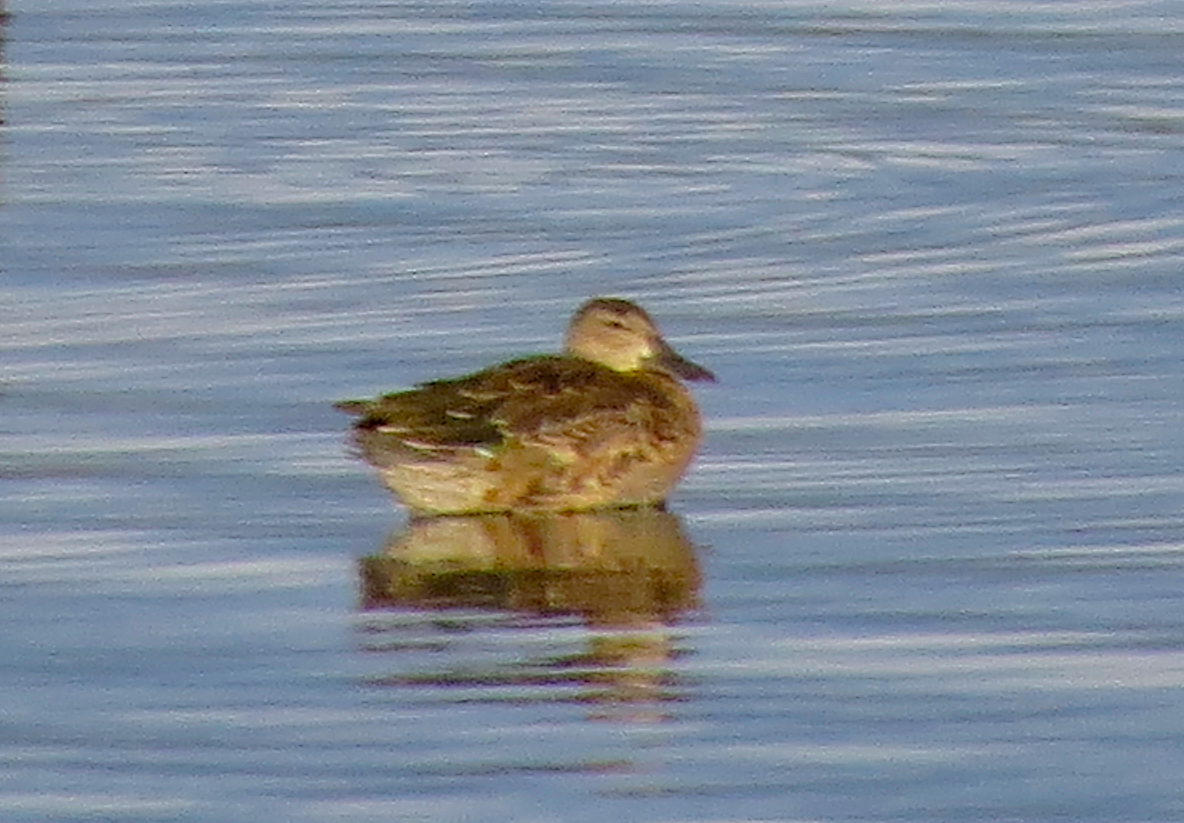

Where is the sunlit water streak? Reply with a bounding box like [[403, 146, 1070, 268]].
[[3, 1, 1184, 821]]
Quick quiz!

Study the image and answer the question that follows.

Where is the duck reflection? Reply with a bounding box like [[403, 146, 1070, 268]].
[[357, 507, 701, 719]]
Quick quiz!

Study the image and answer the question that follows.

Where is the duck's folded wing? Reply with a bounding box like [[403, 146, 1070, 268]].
[[335, 357, 600, 451], [337, 356, 689, 459], [489, 365, 690, 459]]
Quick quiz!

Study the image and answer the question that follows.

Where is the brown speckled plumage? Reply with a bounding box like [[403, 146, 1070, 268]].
[[337, 298, 713, 515]]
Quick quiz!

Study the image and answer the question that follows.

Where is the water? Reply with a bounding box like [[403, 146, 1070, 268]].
[[4, 1, 1184, 820]]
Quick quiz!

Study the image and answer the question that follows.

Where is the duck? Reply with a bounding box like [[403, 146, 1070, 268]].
[[336, 297, 714, 515]]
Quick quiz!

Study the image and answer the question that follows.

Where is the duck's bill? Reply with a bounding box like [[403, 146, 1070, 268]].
[[657, 342, 716, 382]]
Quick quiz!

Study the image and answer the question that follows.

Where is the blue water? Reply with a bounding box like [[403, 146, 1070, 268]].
[[4, 1, 1184, 820]]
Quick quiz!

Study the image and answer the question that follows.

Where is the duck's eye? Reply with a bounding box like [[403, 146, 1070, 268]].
[[605, 319, 627, 330]]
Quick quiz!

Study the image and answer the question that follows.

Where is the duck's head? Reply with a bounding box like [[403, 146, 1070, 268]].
[[564, 297, 715, 382]]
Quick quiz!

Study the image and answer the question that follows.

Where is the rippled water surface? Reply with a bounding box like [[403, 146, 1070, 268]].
[[4, 1, 1184, 820]]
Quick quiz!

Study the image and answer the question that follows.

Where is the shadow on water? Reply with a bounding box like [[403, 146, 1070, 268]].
[[356, 508, 701, 720]]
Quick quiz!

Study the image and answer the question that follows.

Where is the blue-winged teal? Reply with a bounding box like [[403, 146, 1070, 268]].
[[336, 298, 714, 515]]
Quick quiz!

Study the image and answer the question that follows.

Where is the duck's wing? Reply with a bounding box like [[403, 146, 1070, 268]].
[[336, 356, 681, 455], [335, 372, 509, 451], [336, 357, 613, 451], [486, 360, 692, 460]]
